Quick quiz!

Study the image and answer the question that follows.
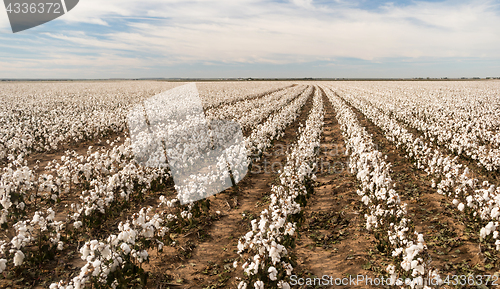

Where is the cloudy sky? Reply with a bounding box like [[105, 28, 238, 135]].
[[1, 0, 499, 79]]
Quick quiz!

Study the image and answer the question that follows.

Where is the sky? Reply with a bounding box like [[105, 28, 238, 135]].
[[1, 0, 500, 79]]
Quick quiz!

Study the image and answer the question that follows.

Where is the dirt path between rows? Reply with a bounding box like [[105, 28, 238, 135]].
[[292, 87, 377, 289]]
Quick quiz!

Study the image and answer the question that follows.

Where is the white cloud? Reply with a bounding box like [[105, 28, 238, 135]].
[[1, 0, 500, 77], [53, 0, 500, 60]]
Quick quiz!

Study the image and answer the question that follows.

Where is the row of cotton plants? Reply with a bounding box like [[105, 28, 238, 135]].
[[0, 137, 208, 287], [236, 87, 324, 289], [331, 82, 500, 171], [323, 88, 441, 288], [206, 85, 307, 132], [0, 158, 35, 226], [333, 88, 500, 251], [245, 86, 313, 157]]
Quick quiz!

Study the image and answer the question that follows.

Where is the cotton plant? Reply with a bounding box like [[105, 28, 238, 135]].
[[49, 189, 213, 288], [0, 158, 34, 226], [0, 207, 65, 273]]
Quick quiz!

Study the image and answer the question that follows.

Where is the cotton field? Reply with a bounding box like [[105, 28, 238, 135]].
[[0, 80, 499, 289]]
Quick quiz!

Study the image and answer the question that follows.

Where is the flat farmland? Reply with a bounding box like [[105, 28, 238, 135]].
[[0, 80, 500, 289]]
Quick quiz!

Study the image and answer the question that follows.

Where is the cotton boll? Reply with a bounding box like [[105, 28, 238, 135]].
[[254, 280, 264, 289], [0, 258, 7, 273], [277, 281, 290, 289], [13, 250, 25, 266], [120, 243, 131, 255], [491, 207, 500, 219], [268, 266, 278, 281], [73, 221, 82, 229]]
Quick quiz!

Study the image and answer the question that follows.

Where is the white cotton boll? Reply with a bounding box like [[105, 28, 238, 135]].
[[120, 243, 131, 255], [458, 203, 465, 211], [47, 208, 56, 221], [254, 280, 264, 289], [361, 195, 370, 206], [491, 207, 500, 219], [57, 241, 64, 251], [32, 212, 40, 224], [412, 265, 425, 277], [237, 241, 245, 253], [80, 244, 90, 260], [283, 262, 293, 275], [481, 228, 488, 239], [386, 264, 395, 275], [102, 246, 111, 259], [392, 248, 403, 257], [452, 199, 459, 206], [401, 259, 411, 271], [13, 250, 25, 266], [0, 258, 7, 273], [277, 280, 290, 289], [73, 221, 82, 229], [268, 266, 278, 281], [16, 202, 25, 210], [137, 250, 148, 263], [238, 281, 247, 289], [92, 260, 101, 276], [245, 231, 253, 241], [251, 219, 258, 231]]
